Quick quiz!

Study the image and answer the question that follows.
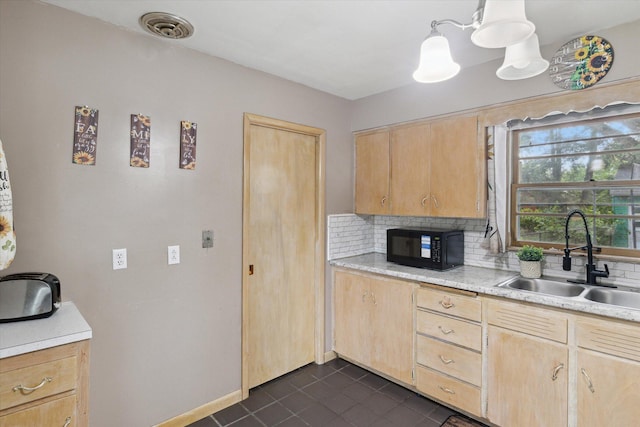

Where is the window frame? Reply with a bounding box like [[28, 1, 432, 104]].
[[509, 112, 640, 258]]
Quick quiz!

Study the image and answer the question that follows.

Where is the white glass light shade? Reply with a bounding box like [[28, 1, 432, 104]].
[[412, 33, 461, 83], [496, 33, 549, 80], [470, 0, 535, 48]]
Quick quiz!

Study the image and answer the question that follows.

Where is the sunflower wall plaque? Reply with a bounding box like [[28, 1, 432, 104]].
[[179, 121, 197, 170], [549, 35, 614, 90], [72, 106, 99, 165], [130, 114, 151, 168]]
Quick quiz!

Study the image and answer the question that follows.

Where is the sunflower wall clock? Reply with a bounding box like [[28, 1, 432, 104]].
[[549, 35, 614, 90]]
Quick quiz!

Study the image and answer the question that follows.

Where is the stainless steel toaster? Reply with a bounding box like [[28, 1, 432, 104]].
[[0, 273, 61, 323]]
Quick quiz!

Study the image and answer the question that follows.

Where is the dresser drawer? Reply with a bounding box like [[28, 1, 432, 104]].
[[0, 394, 75, 427], [0, 356, 77, 411], [416, 366, 481, 416], [416, 286, 481, 322], [487, 299, 568, 344], [416, 310, 481, 351], [577, 317, 640, 362], [416, 335, 481, 386]]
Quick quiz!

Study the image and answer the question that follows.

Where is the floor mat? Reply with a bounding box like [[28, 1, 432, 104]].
[[441, 414, 487, 427]]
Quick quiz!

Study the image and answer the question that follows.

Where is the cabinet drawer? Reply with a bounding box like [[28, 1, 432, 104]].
[[487, 299, 568, 343], [416, 335, 481, 387], [416, 310, 481, 351], [416, 366, 481, 417], [577, 317, 640, 362], [0, 394, 75, 427], [0, 356, 77, 411], [416, 287, 481, 322]]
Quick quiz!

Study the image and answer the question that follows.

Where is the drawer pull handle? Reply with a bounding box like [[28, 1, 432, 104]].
[[421, 196, 428, 207], [362, 290, 368, 303], [551, 363, 564, 381], [63, 417, 72, 427], [439, 355, 455, 364], [438, 326, 454, 335], [440, 299, 455, 309], [12, 376, 52, 393], [381, 196, 387, 207], [581, 368, 595, 393], [438, 385, 455, 394]]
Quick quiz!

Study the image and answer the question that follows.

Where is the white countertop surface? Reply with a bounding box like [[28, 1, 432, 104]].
[[0, 301, 92, 359], [331, 253, 640, 323]]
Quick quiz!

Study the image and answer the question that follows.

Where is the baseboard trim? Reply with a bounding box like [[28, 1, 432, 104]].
[[154, 389, 243, 427], [324, 350, 337, 362]]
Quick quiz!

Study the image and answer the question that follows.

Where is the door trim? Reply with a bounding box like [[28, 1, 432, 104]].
[[241, 113, 326, 398]]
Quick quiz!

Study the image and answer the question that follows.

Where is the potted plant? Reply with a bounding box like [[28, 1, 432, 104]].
[[516, 245, 544, 278]]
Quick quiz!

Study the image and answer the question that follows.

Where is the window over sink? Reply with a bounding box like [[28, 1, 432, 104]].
[[510, 107, 640, 257]]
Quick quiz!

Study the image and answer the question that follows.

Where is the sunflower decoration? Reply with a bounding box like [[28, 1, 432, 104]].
[[130, 157, 149, 168], [0, 216, 11, 238], [570, 36, 613, 90], [182, 121, 192, 130], [73, 151, 95, 165], [182, 161, 196, 170], [76, 106, 93, 117], [139, 114, 151, 128]]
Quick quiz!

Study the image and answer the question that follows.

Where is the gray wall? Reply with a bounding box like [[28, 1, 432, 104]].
[[0, 1, 353, 425]]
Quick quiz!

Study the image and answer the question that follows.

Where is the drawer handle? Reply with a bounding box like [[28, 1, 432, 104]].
[[438, 385, 455, 394], [12, 376, 52, 393], [440, 299, 455, 309], [439, 355, 455, 364], [581, 368, 595, 393], [421, 196, 428, 207], [551, 363, 564, 381], [381, 196, 387, 207], [362, 290, 368, 303], [438, 326, 454, 335], [63, 417, 72, 427]]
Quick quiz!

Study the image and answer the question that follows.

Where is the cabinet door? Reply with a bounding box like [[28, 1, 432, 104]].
[[334, 271, 372, 366], [430, 115, 484, 218], [389, 124, 430, 216], [487, 326, 568, 427], [355, 131, 390, 214], [369, 276, 414, 384], [577, 349, 640, 426]]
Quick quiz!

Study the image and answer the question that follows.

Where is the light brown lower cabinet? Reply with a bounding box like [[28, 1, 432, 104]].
[[0, 340, 90, 427], [576, 316, 640, 426], [333, 269, 413, 384], [486, 299, 569, 427]]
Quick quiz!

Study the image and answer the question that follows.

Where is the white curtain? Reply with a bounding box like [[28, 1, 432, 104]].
[[482, 125, 508, 254]]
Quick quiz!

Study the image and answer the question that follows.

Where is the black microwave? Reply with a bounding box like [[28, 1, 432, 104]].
[[386, 228, 464, 270]]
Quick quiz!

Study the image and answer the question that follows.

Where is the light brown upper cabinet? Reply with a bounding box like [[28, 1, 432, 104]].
[[355, 114, 485, 218]]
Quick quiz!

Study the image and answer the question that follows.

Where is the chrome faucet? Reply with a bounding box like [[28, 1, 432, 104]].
[[563, 209, 612, 286]]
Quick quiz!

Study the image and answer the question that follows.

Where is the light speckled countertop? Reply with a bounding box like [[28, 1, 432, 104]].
[[331, 253, 640, 323], [0, 301, 92, 359]]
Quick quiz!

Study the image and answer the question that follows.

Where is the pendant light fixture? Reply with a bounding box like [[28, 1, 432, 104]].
[[413, 0, 546, 83]]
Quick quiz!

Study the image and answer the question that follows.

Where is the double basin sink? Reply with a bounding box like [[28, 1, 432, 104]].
[[497, 276, 640, 310]]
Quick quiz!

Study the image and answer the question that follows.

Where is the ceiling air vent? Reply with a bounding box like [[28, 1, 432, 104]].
[[139, 12, 194, 40]]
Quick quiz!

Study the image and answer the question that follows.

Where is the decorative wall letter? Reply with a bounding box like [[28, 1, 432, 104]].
[[180, 121, 197, 170], [130, 114, 151, 168], [72, 106, 99, 165]]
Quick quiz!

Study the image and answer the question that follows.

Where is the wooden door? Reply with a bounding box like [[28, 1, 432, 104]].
[[577, 349, 640, 426], [487, 326, 568, 427], [389, 124, 431, 216], [355, 130, 390, 214], [243, 114, 325, 392], [333, 270, 372, 366], [430, 115, 482, 218], [368, 275, 414, 384]]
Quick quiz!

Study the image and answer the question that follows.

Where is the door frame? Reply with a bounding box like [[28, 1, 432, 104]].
[[241, 113, 326, 398]]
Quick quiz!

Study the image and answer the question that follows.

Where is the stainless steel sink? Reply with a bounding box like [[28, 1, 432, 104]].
[[583, 288, 640, 310], [499, 277, 585, 297]]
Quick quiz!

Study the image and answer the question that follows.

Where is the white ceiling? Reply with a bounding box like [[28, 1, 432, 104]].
[[40, 0, 640, 100]]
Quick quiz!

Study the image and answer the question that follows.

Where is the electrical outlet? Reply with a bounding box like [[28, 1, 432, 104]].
[[168, 245, 180, 265], [112, 248, 127, 270]]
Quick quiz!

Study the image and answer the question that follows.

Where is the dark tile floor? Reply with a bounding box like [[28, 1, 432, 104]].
[[188, 358, 481, 427]]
